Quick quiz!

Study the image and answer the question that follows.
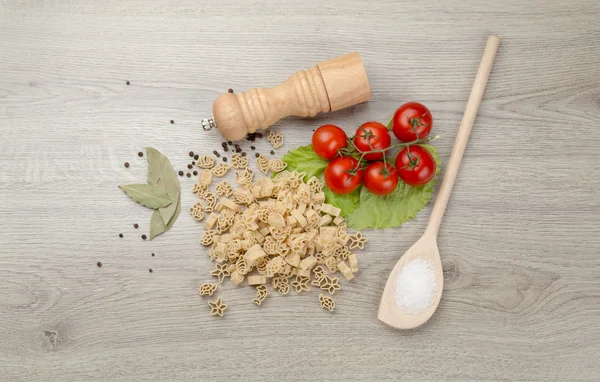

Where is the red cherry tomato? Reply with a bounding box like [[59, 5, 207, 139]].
[[392, 102, 433, 142], [363, 162, 399, 196], [312, 124, 348, 161], [395, 145, 436, 186], [324, 156, 363, 194], [353, 122, 391, 161]]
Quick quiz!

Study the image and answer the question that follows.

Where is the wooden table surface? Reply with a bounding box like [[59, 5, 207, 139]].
[[1, 1, 599, 380]]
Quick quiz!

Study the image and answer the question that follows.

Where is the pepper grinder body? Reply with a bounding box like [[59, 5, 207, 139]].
[[208, 52, 371, 140]]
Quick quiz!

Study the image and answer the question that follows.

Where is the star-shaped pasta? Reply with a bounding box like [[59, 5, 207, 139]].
[[198, 283, 218, 296], [348, 231, 367, 249], [211, 263, 230, 283], [291, 276, 310, 293], [208, 297, 227, 317], [320, 275, 341, 295]]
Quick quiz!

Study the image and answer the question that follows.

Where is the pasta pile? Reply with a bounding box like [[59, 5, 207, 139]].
[[191, 150, 367, 315]]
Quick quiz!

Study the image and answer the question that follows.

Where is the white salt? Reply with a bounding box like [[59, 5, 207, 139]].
[[394, 258, 437, 314]]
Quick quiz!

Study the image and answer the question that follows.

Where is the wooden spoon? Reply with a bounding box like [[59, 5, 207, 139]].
[[378, 35, 500, 330]]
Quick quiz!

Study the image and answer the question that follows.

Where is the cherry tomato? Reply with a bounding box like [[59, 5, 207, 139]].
[[363, 162, 399, 196], [395, 145, 436, 186], [312, 124, 348, 161], [392, 102, 433, 142], [324, 156, 363, 194], [353, 122, 391, 161]]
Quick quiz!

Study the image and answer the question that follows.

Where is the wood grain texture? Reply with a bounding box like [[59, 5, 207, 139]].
[[1, 0, 599, 380]]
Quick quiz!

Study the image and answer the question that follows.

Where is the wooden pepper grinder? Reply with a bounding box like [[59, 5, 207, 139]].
[[201, 52, 372, 140]]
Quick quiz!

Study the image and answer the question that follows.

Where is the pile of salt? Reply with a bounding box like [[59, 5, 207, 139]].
[[394, 258, 437, 314]]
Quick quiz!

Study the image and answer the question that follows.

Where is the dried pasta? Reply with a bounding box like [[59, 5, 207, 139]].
[[256, 154, 270, 174], [193, 183, 208, 197], [196, 155, 216, 169], [208, 297, 227, 317], [231, 153, 248, 169], [211, 263, 230, 283], [267, 131, 284, 149], [199, 169, 213, 186], [319, 293, 335, 312], [215, 180, 233, 197], [268, 159, 287, 172], [189, 202, 205, 222], [191, 151, 367, 314], [212, 163, 230, 177], [198, 283, 218, 296]]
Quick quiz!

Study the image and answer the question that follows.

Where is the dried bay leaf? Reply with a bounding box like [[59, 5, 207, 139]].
[[146, 147, 180, 225], [150, 197, 181, 240], [118, 183, 173, 209]]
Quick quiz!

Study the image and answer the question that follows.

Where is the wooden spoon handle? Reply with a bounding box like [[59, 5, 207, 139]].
[[426, 35, 500, 237]]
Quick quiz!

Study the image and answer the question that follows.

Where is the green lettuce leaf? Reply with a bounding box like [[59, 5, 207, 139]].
[[280, 144, 440, 230]]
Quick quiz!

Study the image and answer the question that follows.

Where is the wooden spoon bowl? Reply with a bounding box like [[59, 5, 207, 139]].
[[378, 234, 443, 329]]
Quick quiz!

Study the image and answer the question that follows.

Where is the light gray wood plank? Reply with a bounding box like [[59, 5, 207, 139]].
[[1, 0, 599, 380]]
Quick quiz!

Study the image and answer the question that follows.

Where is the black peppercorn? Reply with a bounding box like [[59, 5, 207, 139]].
[[170, 120, 174, 124], [221, 142, 227, 148], [255, 153, 260, 158], [193, 171, 197, 176], [134, 223, 139, 229], [179, 171, 184, 176], [257, 132, 263, 138], [194, 154, 199, 160], [126, 80, 130, 85], [241, 152, 246, 157], [235, 148, 242, 153], [186, 172, 191, 177], [228, 88, 234, 93], [151, 253, 155, 257], [189, 151, 194, 157], [191, 161, 195, 165], [223, 146, 228, 152], [214, 152, 221, 157], [223, 157, 227, 162], [250, 146, 256, 150], [141, 234, 147, 240], [149, 268, 153, 273], [228, 141, 233, 146], [270, 150, 275, 155], [187, 164, 193, 169], [97, 262, 102, 267], [119, 233, 123, 238], [138, 151, 143, 157], [124, 162, 129, 168]]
